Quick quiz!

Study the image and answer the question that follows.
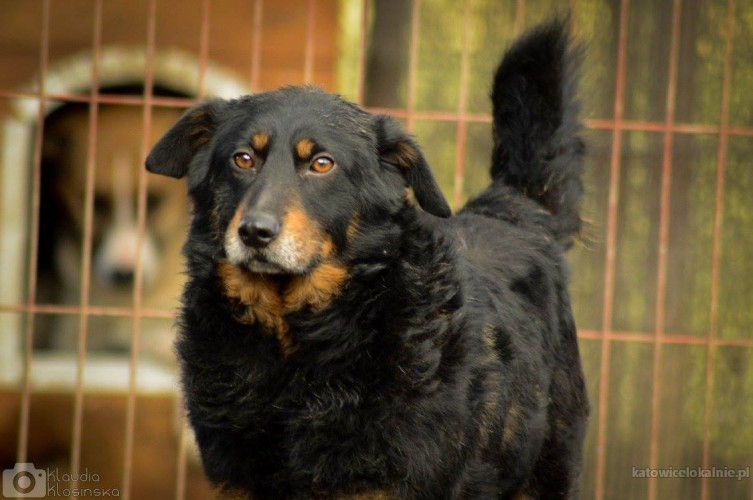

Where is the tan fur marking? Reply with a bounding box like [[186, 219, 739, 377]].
[[502, 402, 521, 447], [392, 140, 419, 169], [282, 207, 321, 259], [225, 197, 248, 237], [284, 261, 348, 313], [321, 238, 336, 259], [251, 132, 269, 152], [217, 235, 348, 356], [188, 108, 213, 151], [295, 138, 316, 161], [477, 396, 499, 448], [216, 262, 296, 356], [404, 187, 419, 207], [482, 324, 496, 349]]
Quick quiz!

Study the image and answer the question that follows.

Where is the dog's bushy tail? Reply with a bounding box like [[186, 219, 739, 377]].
[[485, 19, 585, 247]]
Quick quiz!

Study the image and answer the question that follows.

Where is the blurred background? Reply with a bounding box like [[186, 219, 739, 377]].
[[0, 0, 752, 499]]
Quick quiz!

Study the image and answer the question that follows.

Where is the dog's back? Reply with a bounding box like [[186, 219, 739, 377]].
[[443, 20, 589, 497]]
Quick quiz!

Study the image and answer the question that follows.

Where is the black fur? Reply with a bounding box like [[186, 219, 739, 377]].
[[147, 20, 588, 499], [486, 19, 585, 248]]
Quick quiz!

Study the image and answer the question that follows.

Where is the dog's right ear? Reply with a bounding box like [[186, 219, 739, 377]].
[[146, 99, 226, 180], [375, 115, 452, 218]]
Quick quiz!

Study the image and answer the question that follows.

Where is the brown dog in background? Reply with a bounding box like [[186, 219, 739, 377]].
[[6, 97, 208, 496], [38, 99, 188, 362]]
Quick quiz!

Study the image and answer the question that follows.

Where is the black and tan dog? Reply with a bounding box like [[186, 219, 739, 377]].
[[147, 20, 589, 499]]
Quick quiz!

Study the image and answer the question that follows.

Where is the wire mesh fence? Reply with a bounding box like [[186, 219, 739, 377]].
[[0, 1, 751, 499]]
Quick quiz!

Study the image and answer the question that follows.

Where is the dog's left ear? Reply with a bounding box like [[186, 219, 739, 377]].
[[375, 115, 451, 218]]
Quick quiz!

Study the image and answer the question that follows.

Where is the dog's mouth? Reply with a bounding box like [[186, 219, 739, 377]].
[[224, 242, 321, 277], [240, 253, 289, 275]]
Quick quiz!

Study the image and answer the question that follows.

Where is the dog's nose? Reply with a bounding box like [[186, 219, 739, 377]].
[[238, 213, 280, 248], [110, 268, 135, 286]]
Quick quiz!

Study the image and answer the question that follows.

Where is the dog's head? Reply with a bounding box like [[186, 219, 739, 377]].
[[43, 104, 187, 301], [146, 87, 450, 279]]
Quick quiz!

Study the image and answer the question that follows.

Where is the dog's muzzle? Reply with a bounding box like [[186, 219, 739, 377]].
[[224, 214, 304, 275]]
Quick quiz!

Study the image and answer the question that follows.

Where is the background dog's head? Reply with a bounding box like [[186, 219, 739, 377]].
[[42, 102, 188, 305], [146, 87, 450, 278]]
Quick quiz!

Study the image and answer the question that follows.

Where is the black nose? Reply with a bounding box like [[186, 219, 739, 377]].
[[110, 268, 135, 286], [238, 213, 280, 248]]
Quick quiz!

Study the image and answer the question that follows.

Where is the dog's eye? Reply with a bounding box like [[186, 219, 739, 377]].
[[310, 156, 335, 174], [93, 194, 109, 212], [232, 151, 255, 170], [146, 192, 161, 211]]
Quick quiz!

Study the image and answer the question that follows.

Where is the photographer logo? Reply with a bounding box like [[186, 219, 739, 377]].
[[3, 464, 119, 498], [2, 463, 46, 498]]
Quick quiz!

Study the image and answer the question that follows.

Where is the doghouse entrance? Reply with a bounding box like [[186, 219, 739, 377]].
[[35, 85, 189, 355]]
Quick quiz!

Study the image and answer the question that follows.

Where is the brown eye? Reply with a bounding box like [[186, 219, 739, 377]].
[[233, 151, 255, 170], [310, 155, 335, 174]]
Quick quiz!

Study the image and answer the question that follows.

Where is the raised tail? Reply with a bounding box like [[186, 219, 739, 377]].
[[471, 19, 585, 248]]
